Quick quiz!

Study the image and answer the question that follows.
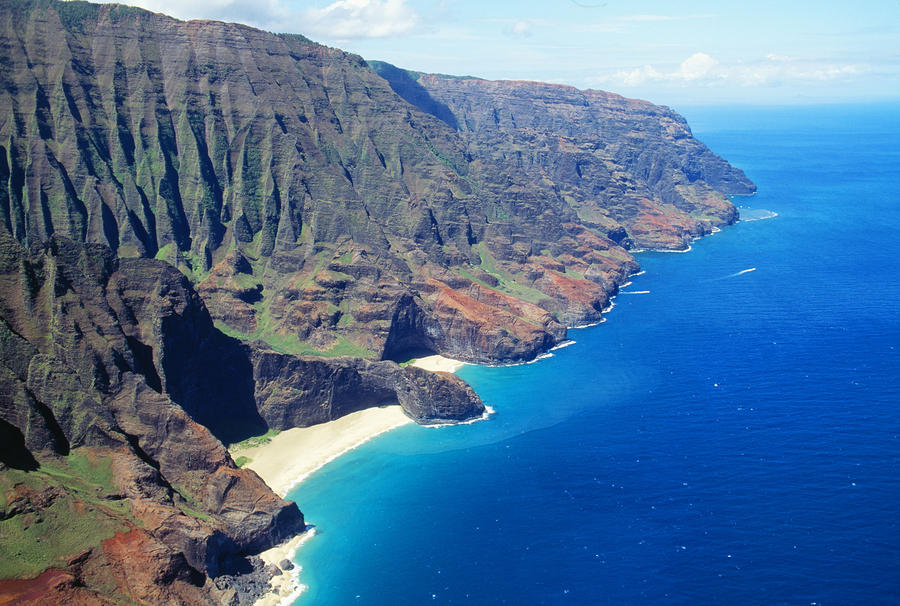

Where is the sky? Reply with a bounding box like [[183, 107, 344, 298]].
[[101, 0, 900, 107]]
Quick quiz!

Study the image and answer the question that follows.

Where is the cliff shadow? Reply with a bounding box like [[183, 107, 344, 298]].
[[162, 328, 268, 445], [0, 419, 39, 470], [380, 294, 439, 363], [369, 61, 460, 130]]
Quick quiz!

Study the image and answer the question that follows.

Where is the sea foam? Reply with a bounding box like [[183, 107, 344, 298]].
[[550, 340, 576, 351], [423, 405, 496, 427]]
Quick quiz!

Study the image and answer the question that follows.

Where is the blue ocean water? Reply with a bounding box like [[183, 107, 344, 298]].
[[289, 104, 900, 605]]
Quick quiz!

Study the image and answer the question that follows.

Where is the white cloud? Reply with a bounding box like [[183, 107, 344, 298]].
[[510, 20, 532, 37], [618, 14, 677, 22], [97, 0, 420, 39], [302, 0, 419, 38], [677, 52, 718, 80], [110, 0, 288, 26], [618, 64, 664, 86], [604, 53, 867, 89], [477, 17, 546, 38], [572, 22, 626, 34], [613, 53, 718, 85], [618, 14, 716, 22]]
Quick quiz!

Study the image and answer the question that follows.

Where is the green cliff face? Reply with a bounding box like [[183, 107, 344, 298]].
[[0, 0, 753, 365], [401, 71, 754, 248]]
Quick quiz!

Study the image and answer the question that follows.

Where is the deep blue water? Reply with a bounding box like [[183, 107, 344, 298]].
[[289, 104, 900, 605]]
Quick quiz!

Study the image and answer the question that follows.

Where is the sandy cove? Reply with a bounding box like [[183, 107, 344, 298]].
[[408, 354, 467, 374], [232, 355, 465, 605], [235, 405, 413, 499]]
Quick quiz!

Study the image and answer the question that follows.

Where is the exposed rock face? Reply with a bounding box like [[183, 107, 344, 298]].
[[0, 0, 753, 364], [0, 233, 484, 603], [251, 352, 483, 427], [376, 67, 755, 250]]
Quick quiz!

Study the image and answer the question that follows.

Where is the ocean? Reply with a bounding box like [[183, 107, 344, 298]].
[[287, 104, 900, 605]]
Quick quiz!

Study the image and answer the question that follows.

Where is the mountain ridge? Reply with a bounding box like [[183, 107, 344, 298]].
[[0, 0, 753, 365]]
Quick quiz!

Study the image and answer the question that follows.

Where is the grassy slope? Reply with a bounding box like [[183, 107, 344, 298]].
[[0, 449, 134, 579]]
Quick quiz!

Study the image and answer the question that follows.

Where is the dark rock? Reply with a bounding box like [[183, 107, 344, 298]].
[[250, 351, 484, 428], [0, 231, 484, 602]]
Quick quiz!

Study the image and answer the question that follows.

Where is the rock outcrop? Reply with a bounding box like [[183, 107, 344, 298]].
[[251, 352, 483, 428], [374, 65, 754, 250], [0, 232, 302, 604]]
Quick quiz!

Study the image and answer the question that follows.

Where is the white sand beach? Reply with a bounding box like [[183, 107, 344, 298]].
[[409, 354, 466, 373], [237, 406, 412, 606], [235, 405, 413, 498], [237, 354, 465, 605]]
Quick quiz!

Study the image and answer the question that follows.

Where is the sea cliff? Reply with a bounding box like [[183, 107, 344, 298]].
[[0, 0, 752, 365], [0, 0, 754, 603]]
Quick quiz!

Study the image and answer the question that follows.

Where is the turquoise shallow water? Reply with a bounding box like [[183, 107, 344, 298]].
[[288, 103, 900, 605]]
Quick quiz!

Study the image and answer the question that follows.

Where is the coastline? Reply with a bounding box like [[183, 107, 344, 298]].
[[242, 237, 699, 605], [237, 231, 715, 605], [251, 213, 745, 604], [237, 354, 464, 605]]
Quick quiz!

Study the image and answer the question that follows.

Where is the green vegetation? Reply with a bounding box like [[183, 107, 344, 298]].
[[116, 243, 142, 258], [318, 269, 353, 284], [233, 456, 252, 468], [47, 0, 100, 33], [177, 503, 212, 522], [154, 242, 178, 264], [212, 256, 378, 360], [170, 484, 212, 521], [60, 450, 116, 493], [423, 138, 467, 177], [458, 244, 552, 307], [245, 329, 375, 358], [250, 330, 308, 356], [228, 428, 281, 451], [276, 32, 317, 46], [318, 335, 375, 358], [231, 273, 263, 291], [154, 243, 212, 282], [0, 449, 133, 579]]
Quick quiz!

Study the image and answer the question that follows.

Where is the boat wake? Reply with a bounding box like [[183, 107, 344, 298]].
[[738, 208, 779, 222], [720, 267, 757, 280]]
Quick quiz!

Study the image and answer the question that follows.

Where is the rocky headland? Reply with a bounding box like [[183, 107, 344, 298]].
[[0, 0, 754, 603]]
